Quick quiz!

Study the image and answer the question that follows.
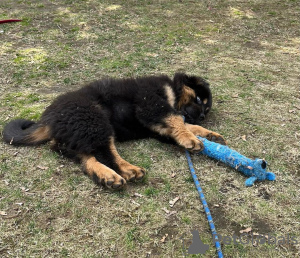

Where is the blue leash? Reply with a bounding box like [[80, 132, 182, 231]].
[[185, 149, 223, 258]]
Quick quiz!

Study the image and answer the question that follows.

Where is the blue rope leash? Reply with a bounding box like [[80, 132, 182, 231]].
[[185, 149, 223, 258]]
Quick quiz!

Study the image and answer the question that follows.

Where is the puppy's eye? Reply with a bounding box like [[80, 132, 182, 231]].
[[196, 96, 202, 104]]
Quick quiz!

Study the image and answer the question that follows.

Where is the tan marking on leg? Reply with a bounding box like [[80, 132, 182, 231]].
[[109, 137, 145, 181], [164, 84, 176, 108], [28, 125, 51, 143], [185, 123, 227, 145], [151, 115, 203, 152], [177, 85, 196, 109], [49, 139, 57, 149], [203, 98, 208, 105], [81, 154, 126, 189], [185, 124, 211, 136]]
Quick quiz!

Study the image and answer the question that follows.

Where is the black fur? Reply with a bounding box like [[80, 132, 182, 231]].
[[3, 72, 214, 186]]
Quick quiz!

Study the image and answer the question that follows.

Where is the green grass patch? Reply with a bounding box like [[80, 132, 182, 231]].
[[144, 187, 159, 197], [0, 0, 299, 257]]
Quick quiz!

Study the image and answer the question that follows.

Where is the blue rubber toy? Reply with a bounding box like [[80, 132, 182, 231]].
[[197, 136, 276, 186]]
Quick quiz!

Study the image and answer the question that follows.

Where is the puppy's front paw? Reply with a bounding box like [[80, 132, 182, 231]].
[[206, 132, 227, 145], [180, 133, 204, 152]]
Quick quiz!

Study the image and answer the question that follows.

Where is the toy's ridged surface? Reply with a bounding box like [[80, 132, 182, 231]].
[[197, 137, 276, 186]]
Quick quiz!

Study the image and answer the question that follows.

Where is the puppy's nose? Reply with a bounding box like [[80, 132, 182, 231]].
[[199, 114, 205, 120]]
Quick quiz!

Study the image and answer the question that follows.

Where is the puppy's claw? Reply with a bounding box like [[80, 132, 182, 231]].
[[186, 139, 204, 152], [206, 133, 227, 145]]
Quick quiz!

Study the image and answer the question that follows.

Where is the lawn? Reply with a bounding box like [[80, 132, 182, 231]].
[[0, 0, 299, 257]]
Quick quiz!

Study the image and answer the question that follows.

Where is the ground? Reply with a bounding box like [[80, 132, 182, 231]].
[[0, 0, 299, 257]]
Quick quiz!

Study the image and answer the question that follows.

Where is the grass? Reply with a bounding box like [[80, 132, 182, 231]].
[[0, 0, 299, 257]]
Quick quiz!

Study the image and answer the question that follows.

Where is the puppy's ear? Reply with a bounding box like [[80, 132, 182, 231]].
[[173, 72, 189, 86], [194, 77, 210, 88], [174, 73, 210, 89]]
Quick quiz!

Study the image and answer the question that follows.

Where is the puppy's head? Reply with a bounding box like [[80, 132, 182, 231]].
[[174, 73, 212, 125]]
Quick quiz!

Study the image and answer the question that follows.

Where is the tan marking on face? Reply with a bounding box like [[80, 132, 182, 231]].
[[203, 98, 208, 105], [28, 125, 50, 143], [164, 84, 176, 108], [177, 85, 196, 109]]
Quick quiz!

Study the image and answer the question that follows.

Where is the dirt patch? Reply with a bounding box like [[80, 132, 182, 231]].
[[210, 204, 241, 233], [149, 215, 180, 256]]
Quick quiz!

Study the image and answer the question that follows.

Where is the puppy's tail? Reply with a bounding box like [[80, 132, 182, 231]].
[[3, 119, 50, 146]]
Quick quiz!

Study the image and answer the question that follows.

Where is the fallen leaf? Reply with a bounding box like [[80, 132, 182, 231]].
[[131, 200, 140, 206], [133, 193, 143, 198], [289, 109, 295, 113], [37, 165, 49, 170], [15, 202, 23, 206], [169, 196, 180, 207], [241, 135, 247, 141], [232, 94, 239, 98], [162, 207, 170, 214], [171, 172, 176, 178], [247, 166, 253, 170], [166, 211, 177, 217], [1, 211, 22, 219], [0, 211, 7, 216], [239, 227, 252, 234], [160, 234, 168, 243], [294, 105, 300, 110]]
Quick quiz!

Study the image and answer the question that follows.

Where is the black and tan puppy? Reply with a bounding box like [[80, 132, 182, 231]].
[[3, 73, 225, 189]]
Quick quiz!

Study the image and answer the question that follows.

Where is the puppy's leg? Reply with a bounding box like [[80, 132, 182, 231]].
[[151, 115, 204, 152], [46, 104, 131, 188], [185, 123, 227, 145], [108, 137, 146, 181], [81, 154, 126, 189], [136, 94, 203, 151]]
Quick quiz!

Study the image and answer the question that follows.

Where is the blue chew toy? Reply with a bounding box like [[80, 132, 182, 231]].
[[197, 136, 276, 186]]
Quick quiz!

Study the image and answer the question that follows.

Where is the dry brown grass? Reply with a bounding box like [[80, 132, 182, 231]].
[[0, 0, 299, 257]]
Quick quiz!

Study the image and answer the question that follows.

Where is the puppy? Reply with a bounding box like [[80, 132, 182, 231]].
[[3, 73, 225, 189]]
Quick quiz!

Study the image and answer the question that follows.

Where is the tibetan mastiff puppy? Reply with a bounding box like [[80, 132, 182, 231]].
[[3, 73, 226, 189]]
